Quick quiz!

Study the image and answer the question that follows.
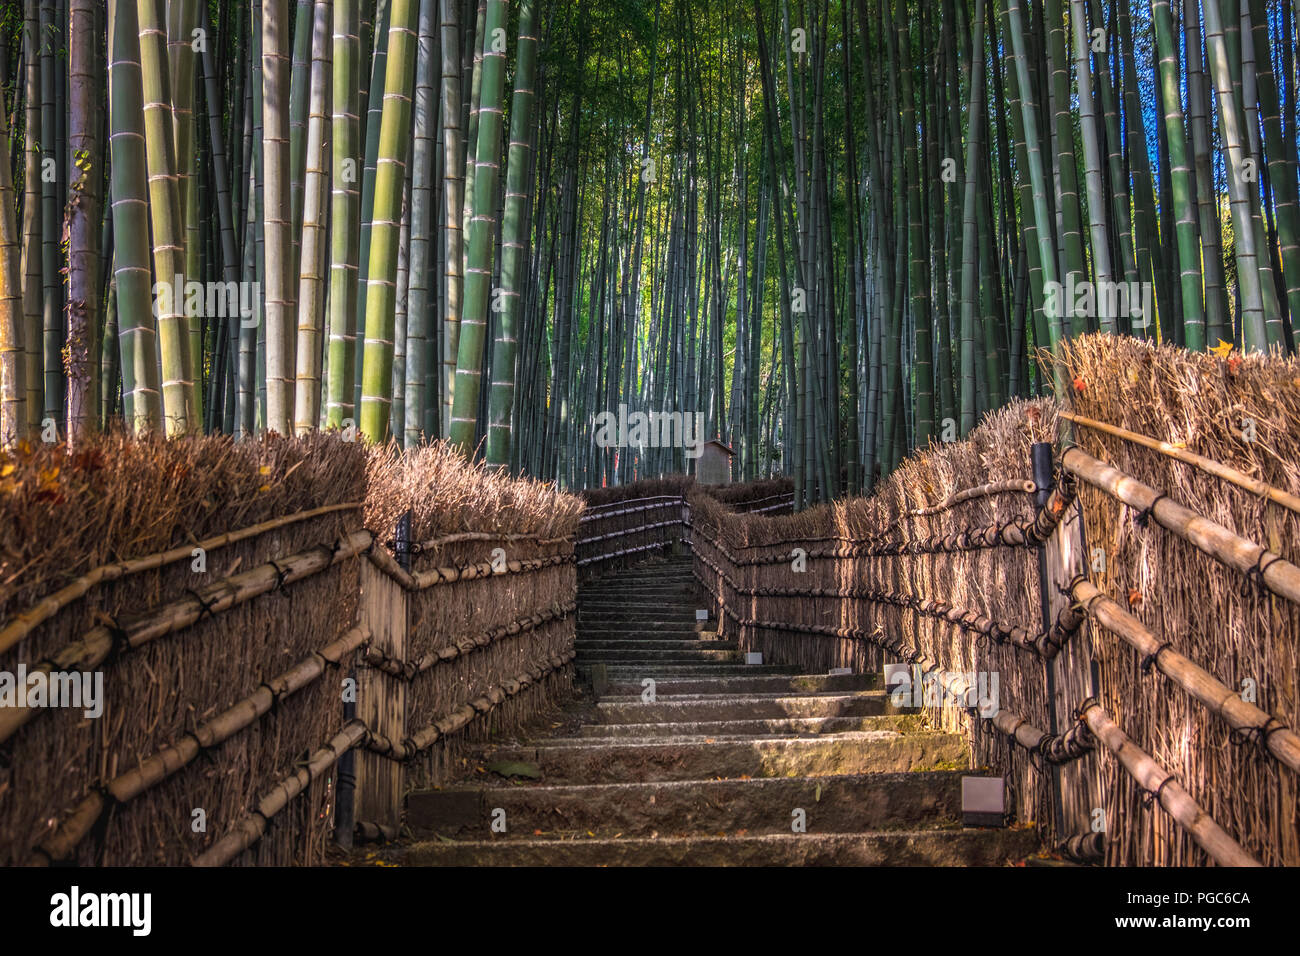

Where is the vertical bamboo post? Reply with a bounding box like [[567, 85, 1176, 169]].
[[1034, 442, 1103, 844], [1032, 443, 1066, 838], [354, 511, 412, 830]]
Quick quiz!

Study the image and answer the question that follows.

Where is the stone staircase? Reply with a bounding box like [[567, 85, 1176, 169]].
[[390, 554, 1039, 865]]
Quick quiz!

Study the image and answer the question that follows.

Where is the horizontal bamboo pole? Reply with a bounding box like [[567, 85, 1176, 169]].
[[1078, 701, 1261, 867], [580, 496, 685, 523], [1062, 446, 1300, 606], [361, 602, 574, 679], [366, 651, 575, 760], [364, 547, 573, 590], [892, 479, 1037, 523], [1061, 410, 1300, 516], [1059, 830, 1106, 861], [691, 544, 1078, 659], [0, 501, 362, 655], [991, 709, 1095, 763], [29, 625, 369, 864], [577, 538, 683, 567], [580, 495, 685, 519], [193, 720, 370, 867], [1072, 579, 1300, 774], [576, 517, 684, 547], [412, 530, 572, 551], [0, 530, 374, 745], [734, 492, 796, 511]]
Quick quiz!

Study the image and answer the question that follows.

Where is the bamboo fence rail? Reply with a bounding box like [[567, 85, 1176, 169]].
[[0, 501, 363, 654], [1059, 410, 1300, 516], [1062, 446, 1300, 605], [1078, 701, 1262, 866], [1070, 579, 1300, 773]]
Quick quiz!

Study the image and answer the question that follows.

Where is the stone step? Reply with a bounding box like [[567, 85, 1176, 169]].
[[576, 648, 742, 663], [585, 571, 696, 583], [407, 768, 966, 837], [576, 639, 739, 652], [578, 609, 702, 622], [390, 827, 1038, 866], [580, 584, 697, 597], [595, 692, 891, 723], [594, 664, 804, 679], [483, 731, 968, 782], [577, 714, 922, 737], [601, 672, 878, 697], [578, 599, 705, 612], [578, 627, 707, 640]]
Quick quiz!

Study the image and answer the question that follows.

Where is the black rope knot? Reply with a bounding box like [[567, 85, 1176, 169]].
[[268, 559, 291, 595], [1140, 641, 1172, 674], [103, 613, 132, 662], [1133, 494, 1167, 529], [185, 587, 220, 623], [1142, 774, 1177, 808], [1240, 551, 1282, 598]]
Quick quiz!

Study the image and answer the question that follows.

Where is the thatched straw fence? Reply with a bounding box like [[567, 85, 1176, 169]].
[[0, 436, 581, 866], [583, 335, 1297, 867]]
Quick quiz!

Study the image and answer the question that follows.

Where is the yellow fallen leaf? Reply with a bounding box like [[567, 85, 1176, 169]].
[[1210, 338, 1234, 358]]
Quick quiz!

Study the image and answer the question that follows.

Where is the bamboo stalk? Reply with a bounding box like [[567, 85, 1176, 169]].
[[0, 501, 362, 654], [1078, 702, 1262, 867], [1061, 446, 1300, 605], [1060, 410, 1300, 515], [31, 625, 368, 864], [1072, 579, 1300, 774]]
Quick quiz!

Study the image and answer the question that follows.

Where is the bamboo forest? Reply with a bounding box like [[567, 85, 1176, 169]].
[[0, 0, 1298, 500]]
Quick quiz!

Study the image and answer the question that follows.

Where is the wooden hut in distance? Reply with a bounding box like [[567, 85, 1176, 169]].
[[696, 439, 734, 484]]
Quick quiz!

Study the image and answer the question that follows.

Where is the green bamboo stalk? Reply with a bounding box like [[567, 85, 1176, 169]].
[[65, 0, 101, 443], [358, 0, 419, 443], [1247, 0, 1300, 340], [485, 0, 536, 466], [1151, 0, 1206, 350], [263, 0, 295, 434], [109, 0, 161, 433], [1006, 0, 1063, 354], [138, 0, 195, 434], [1071, 0, 1115, 328], [290, 0, 314, 300], [354, 0, 390, 415], [294, 0, 332, 435], [1203, 0, 1269, 349], [20, 0, 42, 431], [447, 0, 506, 455], [40, 0, 60, 427], [167, 0, 200, 408], [0, 114, 24, 444], [1185, 0, 1231, 343], [327, 0, 361, 430], [404, 0, 438, 446], [439, 0, 463, 436], [1043, 0, 1089, 336]]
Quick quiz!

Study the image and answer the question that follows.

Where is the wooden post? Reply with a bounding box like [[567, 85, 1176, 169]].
[[354, 514, 411, 830], [1035, 445, 1104, 846]]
